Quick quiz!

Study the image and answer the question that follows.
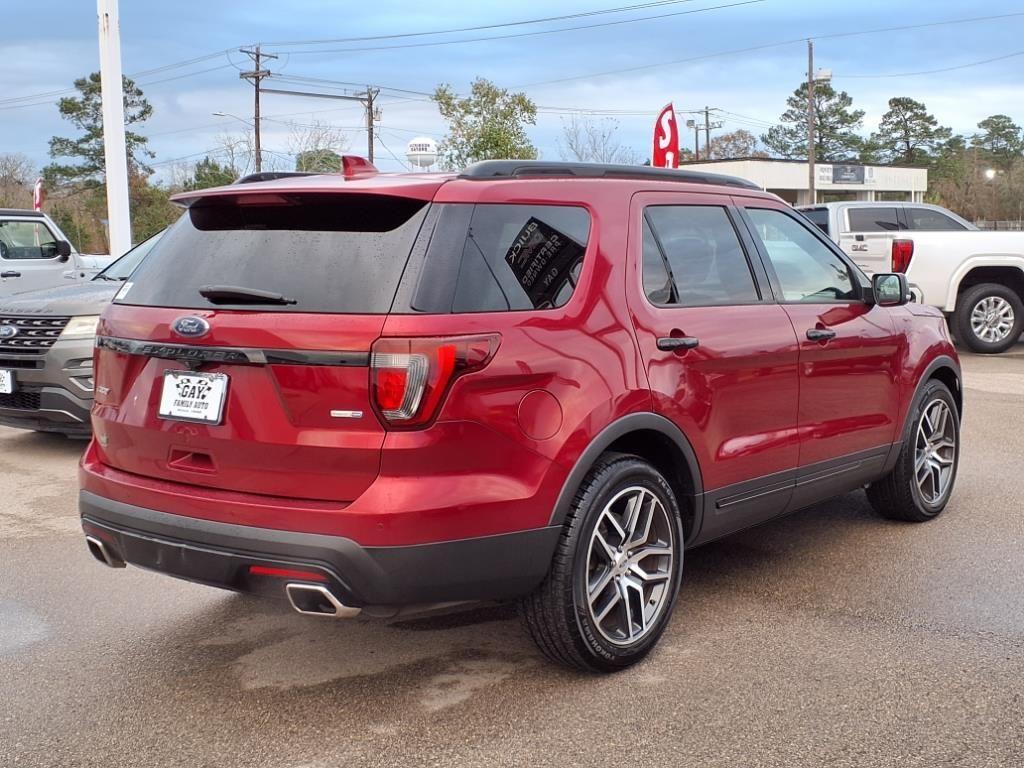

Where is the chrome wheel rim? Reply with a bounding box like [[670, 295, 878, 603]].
[[586, 486, 675, 646], [970, 296, 1015, 344], [915, 399, 957, 506]]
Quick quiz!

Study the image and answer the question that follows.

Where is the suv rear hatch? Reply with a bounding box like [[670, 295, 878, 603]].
[[92, 185, 438, 503]]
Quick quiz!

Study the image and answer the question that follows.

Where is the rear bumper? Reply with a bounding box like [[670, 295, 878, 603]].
[[79, 490, 560, 607]]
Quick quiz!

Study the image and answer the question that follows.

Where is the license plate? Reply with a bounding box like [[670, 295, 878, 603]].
[[158, 370, 228, 425], [0, 369, 13, 395]]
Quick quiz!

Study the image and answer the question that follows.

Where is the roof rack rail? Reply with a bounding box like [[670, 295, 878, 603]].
[[458, 160, 762, 190], [0, 208, 45, 217]]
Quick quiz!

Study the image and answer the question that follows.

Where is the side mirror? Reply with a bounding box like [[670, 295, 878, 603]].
[[56, 240, 72, 262], [872, 273, 910, 307]]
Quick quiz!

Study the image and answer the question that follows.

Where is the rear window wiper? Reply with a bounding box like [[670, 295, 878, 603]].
[[198, 285, 297, 305]]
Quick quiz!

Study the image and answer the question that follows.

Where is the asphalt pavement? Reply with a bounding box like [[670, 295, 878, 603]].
[[2, 346, 1023, 767]]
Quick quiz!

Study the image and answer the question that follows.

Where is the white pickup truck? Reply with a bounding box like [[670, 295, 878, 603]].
[[798, 201, 1024, 354], [0, 209, 112, 297]]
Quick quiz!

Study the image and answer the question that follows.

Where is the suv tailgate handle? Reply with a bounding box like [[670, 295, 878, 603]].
[[657, 336, 700, 352]]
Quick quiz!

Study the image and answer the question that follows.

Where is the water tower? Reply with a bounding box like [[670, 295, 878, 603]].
[[405, 137, 438, 171]]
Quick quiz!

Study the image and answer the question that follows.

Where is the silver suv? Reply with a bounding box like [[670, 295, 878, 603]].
[[0, 232, 162, 436]]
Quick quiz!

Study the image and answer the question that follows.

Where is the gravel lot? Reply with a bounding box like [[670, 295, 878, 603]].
[[2, 347, 1023, 767]]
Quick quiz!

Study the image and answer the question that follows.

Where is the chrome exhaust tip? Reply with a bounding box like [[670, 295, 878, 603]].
[[85, 535, 126, 569], [285, 583, 361, 619]]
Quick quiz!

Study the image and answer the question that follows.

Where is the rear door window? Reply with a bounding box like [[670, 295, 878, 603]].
[[905, 208, 967, 231], [642, 206, 760, 307], [410, 204, 590, 313], [117, 194, 429, 314], [847, 208, 900, 233]]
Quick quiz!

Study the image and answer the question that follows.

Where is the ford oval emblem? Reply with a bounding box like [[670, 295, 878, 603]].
[[171, 316, 210, 338], [0, 325, 17, 339]]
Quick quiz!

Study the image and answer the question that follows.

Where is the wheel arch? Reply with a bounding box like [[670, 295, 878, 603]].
[[548, 413, 704, 545], [949, 262, 1024, 311], [902, 355, 962, 443]]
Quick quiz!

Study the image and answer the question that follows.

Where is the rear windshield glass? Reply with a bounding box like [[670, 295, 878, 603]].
[[407, 204, 590, 313], [117, 194, 428, 314], [800, 208, 830, 235]]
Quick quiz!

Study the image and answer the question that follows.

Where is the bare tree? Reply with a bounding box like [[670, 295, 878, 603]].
[[0, 153, 36, 208], [215, 131, 255, 176], [558, 116, 639, 164], [287, 120, 351, 173]]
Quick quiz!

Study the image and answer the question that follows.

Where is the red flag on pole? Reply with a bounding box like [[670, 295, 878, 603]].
[[32, 177, 45, 211], [652, 103, 679, 168]]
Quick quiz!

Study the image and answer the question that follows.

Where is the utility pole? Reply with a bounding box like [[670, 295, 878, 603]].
[[364, 87, 379, 163], [261, 85, 381, 163], [96, 0, 132, 257], [239, 45, 277, 173], [686, 119, 699, 161], [700, 108, 724, 160], [807, 39, 816, 206]]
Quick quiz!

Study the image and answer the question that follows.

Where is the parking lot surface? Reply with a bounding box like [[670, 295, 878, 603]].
[[2, 347, 1023, 768]]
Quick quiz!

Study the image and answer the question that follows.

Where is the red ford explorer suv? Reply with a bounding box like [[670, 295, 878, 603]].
[[80, 159, 962, 671]]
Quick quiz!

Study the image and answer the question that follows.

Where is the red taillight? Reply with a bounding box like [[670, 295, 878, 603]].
[[891, 239, 914, 273], [370, 334, 500, 428]]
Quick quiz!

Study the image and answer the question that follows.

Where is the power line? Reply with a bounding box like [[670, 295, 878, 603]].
[[520, 9, 1024, 87], [262, 0, 708, 46], [269, 0, 766, 56], [0, 49, 235, 109], [839, 49, 1024, 79]]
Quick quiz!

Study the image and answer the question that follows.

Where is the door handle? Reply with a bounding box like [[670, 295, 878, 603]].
[[0, 271, 21, 279], [806, 328, 837, 342], [657, 336, 700, 352]]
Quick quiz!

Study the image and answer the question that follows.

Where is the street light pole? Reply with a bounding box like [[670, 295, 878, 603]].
[[96, 0, 132, 256]]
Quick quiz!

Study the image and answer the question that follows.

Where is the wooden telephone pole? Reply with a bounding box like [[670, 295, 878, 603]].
[[239, 46, 278, 173]]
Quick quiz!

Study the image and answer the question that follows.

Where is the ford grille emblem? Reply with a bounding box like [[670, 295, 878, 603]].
[[0, 325, 18, 339], [171, 316, 210, 339]]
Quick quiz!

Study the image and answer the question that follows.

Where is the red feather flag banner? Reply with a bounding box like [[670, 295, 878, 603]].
[[32, 178, 45, 211], [652, 103, 680, 168]]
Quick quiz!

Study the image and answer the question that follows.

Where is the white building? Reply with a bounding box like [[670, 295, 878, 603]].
[[687, 158, 928, 206]]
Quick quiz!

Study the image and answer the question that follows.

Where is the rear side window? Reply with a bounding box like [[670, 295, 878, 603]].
[[906, 208, 967, 231], [801, 208, 830, 235], [117, 194, 429, 314], [409, 204, 590, 313], [847, 207, 900, 232], [642, 206, 759, 307]]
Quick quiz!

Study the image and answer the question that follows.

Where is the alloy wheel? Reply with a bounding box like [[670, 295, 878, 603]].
[[914, 399, 957, 506], [585, 486, 675, 646], [970, 296, 1015, 344]]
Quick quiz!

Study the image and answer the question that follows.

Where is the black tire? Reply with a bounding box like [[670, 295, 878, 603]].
[[954, 283, 1024, 354], [867, 380, 960, 522], [520, 453, 684, 672]]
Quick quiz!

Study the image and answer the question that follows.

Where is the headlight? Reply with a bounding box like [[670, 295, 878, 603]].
[[60, 315, 101, 340]]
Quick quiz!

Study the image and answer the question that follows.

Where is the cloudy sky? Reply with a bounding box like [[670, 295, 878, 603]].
[[3, 0, 1023, 178]]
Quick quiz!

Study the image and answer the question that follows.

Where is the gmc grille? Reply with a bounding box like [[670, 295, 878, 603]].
[[0, 316, 70, 353]]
